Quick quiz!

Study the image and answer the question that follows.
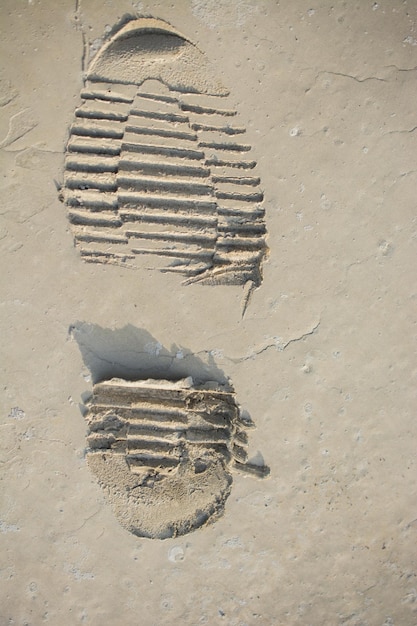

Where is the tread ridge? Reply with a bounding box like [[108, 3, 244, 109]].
[[62, 25, 267, 284]]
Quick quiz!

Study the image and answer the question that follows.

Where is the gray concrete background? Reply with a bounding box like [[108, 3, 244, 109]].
[[1, 1, 416, 624]]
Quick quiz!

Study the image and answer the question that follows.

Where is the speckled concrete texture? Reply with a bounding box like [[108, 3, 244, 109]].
[[1, 1, 416, 624]]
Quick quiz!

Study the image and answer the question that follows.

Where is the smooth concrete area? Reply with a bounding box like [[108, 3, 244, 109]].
[[1, 1, 416, 624]]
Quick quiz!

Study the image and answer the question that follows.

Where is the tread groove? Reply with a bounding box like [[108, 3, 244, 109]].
[[62, 23, 267, 286]]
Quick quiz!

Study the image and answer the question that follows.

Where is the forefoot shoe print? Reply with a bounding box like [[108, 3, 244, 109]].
[[85, 377, 269, 538], [61, 17, 268, 286]]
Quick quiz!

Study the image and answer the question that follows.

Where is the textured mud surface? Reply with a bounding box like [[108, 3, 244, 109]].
[[61, 18, 267, 285], [85, 377, 267, 538]]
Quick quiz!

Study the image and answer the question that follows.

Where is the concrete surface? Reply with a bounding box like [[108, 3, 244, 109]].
[[1, 1, 416, 624]]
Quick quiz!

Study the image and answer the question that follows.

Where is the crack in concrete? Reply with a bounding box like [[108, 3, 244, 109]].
[[384, 126, 417, 135], [222, 319, 322, 364], [74, 0, 87, 74], [70, 508, 101, 534], [384, 64, 417, 73], [80, 30, 87, 75], [0, 109, 38, 149], [317, 70, 387, 83], [55, 507, 102, 537], [345, 254, 374, 274]]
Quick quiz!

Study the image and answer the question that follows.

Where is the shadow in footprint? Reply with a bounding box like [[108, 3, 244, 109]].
[[70, 321, 230, 387]]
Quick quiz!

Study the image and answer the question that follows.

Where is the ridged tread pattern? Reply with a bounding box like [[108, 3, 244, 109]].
[[86, 378, 251, 475], [84, 377, 268, 538], [62, 24, 267, 286]]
